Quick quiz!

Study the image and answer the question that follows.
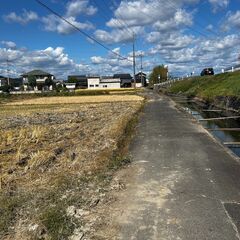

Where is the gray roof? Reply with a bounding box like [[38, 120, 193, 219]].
[[21, 70, 53, 77]]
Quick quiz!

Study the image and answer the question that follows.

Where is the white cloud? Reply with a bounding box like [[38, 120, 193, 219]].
[[66, 0, 97, 17], [148, 34, 240, 75], [222, 11, 240, 31], [0, 44, 92, 78], [3, 0, 97, 35], [95, 26, 144, 44], [91, 48, 133, 70], [96, 0, 195, 44], [41, 0, 97, 35], [1, 41, 16, 49], [3, 10, 38, 24], [208, 0, 229, 12], [42, 15, 94, 34]]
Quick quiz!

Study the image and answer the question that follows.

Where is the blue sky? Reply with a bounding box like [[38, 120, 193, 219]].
[[0, 0, 240, 79]]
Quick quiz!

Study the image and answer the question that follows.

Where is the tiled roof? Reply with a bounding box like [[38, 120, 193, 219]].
[[22, 70, 53, 76]]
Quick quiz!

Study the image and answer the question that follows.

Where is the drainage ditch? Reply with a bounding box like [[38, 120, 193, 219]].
[[172, 96, 240, 158]]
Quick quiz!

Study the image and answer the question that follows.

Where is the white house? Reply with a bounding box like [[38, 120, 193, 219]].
[[21, 70, 55, 84], [87, 77, 121, 89]]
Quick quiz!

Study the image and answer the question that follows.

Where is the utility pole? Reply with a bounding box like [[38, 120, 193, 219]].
[[6, 58, 10, 85], [140, 54, 143, 87], [133, 34, 136, 88]]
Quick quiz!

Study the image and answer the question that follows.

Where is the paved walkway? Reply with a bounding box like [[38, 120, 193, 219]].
[[115, 91, 240, 240]]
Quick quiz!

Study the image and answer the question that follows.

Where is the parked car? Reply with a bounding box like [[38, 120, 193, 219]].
[[201, 68, 214, 76]]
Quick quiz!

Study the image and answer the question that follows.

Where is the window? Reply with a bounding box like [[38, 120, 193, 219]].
[[90, 85, 94, 87], [95, 84, 99, 87]]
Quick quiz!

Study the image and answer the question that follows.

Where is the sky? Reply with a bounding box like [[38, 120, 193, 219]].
[[0, 0, 240, 79]]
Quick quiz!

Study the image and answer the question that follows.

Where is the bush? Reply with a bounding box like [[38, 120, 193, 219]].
[[0, 85, 12, 93]]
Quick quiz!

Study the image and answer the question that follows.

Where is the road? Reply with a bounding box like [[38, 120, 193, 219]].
[[113, 91, 240, 240]]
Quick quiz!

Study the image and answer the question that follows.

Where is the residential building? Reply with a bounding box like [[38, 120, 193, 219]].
[[0, 76, 7, 87], [0, 76, 23, 89], [68, 75, 88, 89], [22, 70, 55, 84], [87, 76, 121, 89], [135, 72, 147, 87], [100, 77, 121, 89], [113, 74, 132, 88]]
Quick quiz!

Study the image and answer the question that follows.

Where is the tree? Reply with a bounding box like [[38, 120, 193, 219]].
[[28, 75, 37, 88], [45, 77, 54, 87], [149, 65, 168, 86], [0, 85, 12, 93]]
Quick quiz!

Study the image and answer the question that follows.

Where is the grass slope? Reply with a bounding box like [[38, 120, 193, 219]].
[[169, 71, 240, 100]]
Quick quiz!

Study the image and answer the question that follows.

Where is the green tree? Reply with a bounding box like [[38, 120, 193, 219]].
[[67, 77, 78, 83], [149, 65, 168, 86], [45, 77, 54, 87], [28, 75, 37, 88], [0, 85, 11, 93]]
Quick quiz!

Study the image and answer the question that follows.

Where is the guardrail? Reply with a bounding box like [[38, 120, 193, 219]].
[[154, 77, 186, 90]]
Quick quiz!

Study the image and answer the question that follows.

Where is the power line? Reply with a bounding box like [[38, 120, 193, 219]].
[[107, 0, 136, 35], [35, 0, 132, 63], [163, 0, 221, 38], [91, 0, 134, 38]]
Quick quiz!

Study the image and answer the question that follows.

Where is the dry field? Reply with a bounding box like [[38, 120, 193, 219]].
[[6, 95, 143, 106], [0, 94, 144, 239]]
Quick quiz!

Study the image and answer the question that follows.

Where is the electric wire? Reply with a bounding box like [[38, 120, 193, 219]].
[[35, 0, 133, 63], [91, 0, 134, 38]]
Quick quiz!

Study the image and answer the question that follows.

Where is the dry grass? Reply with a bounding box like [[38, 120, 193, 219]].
[[6, 95, 143, 106], [0, 94, 144, 239]]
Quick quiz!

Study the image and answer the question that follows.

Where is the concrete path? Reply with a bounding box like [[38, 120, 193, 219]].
[[115, 91, 240, 240]]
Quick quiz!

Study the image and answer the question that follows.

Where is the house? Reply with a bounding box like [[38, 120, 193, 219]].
[[10, 78, 23, 89], [87, 76, 121, 89], [113, 74, 132, 88], [68, 75, 88, 89], [99, 77, 121, 89], [0, 76, 7, 87], [22, 70, 55, 84], [135, 72, 147, 87]]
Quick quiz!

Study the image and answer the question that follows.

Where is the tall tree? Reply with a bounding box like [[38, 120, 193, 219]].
[[28, 75, 37, 88], [149, 65, 168, 86]]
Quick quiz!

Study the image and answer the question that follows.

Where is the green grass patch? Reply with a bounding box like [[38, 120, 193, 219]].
[[168, 71, 240, 100], [40, 205, 75, 240], [0, 192, 26, 236]]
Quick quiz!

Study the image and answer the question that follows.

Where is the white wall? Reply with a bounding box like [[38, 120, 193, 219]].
[[88, 78, 100, 89], [99, 82, 121, 89], [99, 78, 121, 89], [65, 83, 76, 90]]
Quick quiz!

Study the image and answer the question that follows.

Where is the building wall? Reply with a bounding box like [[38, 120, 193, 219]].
[[0, 79, 7, 87], [99, 82, 121, 89], [100, 78, 121, 89], [88, 78, 100, 89]]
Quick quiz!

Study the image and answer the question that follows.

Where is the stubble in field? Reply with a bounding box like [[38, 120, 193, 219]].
[[0, 94, 144, 239]]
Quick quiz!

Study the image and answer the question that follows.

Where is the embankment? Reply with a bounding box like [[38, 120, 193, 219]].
[[167, 71, 240, 111]]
